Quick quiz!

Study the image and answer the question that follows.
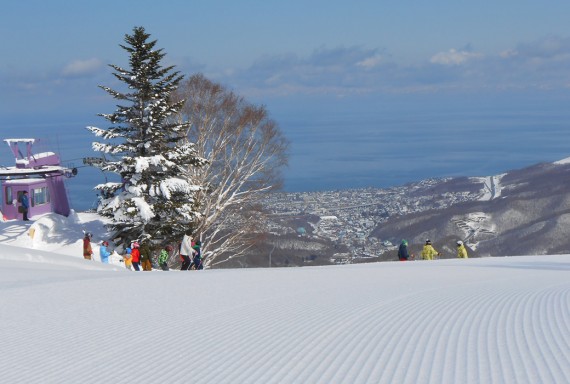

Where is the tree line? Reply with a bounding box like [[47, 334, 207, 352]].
[[87, 26, 288, 268]]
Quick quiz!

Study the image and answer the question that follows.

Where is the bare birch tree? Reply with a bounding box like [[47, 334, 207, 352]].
[[172, 74, 289, 267]]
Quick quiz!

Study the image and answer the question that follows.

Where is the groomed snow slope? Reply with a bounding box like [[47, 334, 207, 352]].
[[1, 245, 568, 383]]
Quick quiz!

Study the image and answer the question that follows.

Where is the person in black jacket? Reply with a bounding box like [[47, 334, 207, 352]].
[[191, 241, 203, 270]]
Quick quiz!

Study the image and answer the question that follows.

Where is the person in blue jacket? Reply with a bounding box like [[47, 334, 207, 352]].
[[99, 240, 111, 264], [20, 191, 30, 221], [398, 239, 414, 261]]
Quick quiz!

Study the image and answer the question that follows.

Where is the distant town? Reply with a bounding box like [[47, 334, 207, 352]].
[[261, 178, 484, 262]]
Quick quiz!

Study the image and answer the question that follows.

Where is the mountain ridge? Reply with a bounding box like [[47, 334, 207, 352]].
[[218, 159, 570, 267]]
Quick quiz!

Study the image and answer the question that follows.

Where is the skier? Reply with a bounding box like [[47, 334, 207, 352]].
[[397, 239, 414, 261], [192, 241, 203, 270], [421, 239, 441, 260], [123, 247, 133, 270], [179, 231, 194, 270], [456, 240, 468, 258], [131, 242, 141, 271], [99, 240, 111, 264], [83, 232, 94, 260], [140, 241, 153, 271], [158, 245, 173, 271]]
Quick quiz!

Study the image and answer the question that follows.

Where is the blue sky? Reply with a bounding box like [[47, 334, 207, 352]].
[[1, 1, 570, 200], [2, 0, 570, 113]]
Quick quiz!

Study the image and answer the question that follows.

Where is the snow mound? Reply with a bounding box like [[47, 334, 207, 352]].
[[0, 210, 116, 258], [0, 243, 124, 271]]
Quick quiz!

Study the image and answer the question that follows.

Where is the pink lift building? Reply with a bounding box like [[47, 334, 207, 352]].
[[0, 139, 76, 220]]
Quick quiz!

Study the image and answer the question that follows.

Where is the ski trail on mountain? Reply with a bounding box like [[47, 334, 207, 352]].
[[0, 256, 569, 384]]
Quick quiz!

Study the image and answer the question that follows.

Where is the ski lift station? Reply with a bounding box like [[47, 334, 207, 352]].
[[0, 139, 77, 220]]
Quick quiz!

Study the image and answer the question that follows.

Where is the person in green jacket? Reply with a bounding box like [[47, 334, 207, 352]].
[[456, 240, 468, 258], [421, 239, 441, 260], [158, 245, 173, 271]]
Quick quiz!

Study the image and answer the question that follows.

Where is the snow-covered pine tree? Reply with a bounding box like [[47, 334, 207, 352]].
[[86, 26, 206, 247]]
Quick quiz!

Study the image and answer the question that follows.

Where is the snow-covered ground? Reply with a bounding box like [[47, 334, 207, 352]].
[[472, 174, 506, 201], [554, 157, 570, 165], [0, 213, 569, 383], [0, 210, 123, 264], [451, 212, 496, 251]]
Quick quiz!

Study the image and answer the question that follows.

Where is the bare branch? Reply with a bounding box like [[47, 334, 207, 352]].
[[171, 74, 289, 266]]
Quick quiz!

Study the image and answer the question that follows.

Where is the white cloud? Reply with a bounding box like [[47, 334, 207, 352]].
[[356, 54, 383, 69], [500, 49, 518, 59], [514, 36, 570, 60], [62, 58, 103, 77], [430, 49, 482, 66], [146, 38, 570, 98]]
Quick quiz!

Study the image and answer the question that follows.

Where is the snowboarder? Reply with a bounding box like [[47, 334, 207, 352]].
[[398, 239, 414, 261], [83, 232, 93, 260], [158, 245, 173, 271], [421, 239, 441, 260], [191, 241, 203, 270], [131, 241, 141, 271], [180, 231, 194, 270], [456, 240, 468, 258], [20, 191, 30, 221], [99, 240, 111, 264]]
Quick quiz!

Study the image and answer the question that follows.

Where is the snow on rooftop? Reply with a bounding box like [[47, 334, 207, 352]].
[[3, 178, 50, 185], [3, 138, 35, 144], [31, 151, 56, 159], [0, 212, 568, 383], [0, 165, 67, 177]]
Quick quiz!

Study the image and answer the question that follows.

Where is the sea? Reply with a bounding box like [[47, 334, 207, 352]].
[[1, 94, 569, 212]]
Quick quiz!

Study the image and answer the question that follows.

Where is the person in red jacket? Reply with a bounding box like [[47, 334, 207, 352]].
[[131, 241, 141, 271], [83, 232, 93, 260]]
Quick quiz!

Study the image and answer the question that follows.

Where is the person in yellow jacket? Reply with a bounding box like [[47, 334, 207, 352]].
[[421, 239, 441, 260], [123, 247, 133, 270], [456, 240, 468, 258]]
